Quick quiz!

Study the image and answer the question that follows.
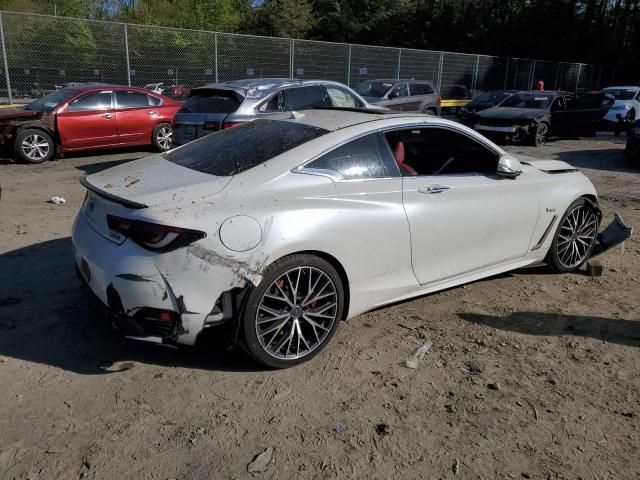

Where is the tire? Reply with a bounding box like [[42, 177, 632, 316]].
[[14, 128, 55, 164], [422, 106, 436, 116], [529, 122, 548, 147], [241, 254, 345, 368], [152, 123, 173, 151], [547, 198, 599, 274]]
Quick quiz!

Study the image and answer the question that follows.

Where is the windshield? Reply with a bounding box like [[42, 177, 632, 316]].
[[355, 81, 393, 98], [500, 93, 553, 109], [164, 120, 329, 176], [603, 88, 638, 100], [25, 89, 76, 112], [473, 91, 513, 104]]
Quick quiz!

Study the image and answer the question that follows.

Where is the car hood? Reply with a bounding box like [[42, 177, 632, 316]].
[[513, 154, 577, 173], [0, 108, 40, 121], [83, 154, 232, 208], [477, 107, 545, 120]]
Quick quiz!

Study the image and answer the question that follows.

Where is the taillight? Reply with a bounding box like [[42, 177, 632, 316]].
[[107, 215, 206, 252], [203, 121, 219, 130], [437, 95, 442, 104], [222, 121, 242, 129]]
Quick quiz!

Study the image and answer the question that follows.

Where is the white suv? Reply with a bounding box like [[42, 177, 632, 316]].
[[602, 86, 640, 131]]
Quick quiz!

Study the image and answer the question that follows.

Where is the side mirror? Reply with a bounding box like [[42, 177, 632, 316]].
[[388, 91, 398, 99], [497, 155, 522, 178]]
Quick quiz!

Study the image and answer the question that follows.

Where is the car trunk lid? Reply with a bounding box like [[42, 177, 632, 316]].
[[81, 155, 231, 243]]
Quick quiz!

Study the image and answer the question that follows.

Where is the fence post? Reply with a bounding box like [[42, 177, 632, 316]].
[[290, 39, 294, 78], [0, 13, 12, 105], [528, 60, 536, 90], [471, 55, 479, 93], [347, 45, 352, 86], [124, 23, 131, 86], [575, 64, 582, 92], [554, 63, 561, 90], [396, 49, 401, 80], [214, 33, 218, 83], [436, 52, 444, 93], [503, 58, 510, 89]]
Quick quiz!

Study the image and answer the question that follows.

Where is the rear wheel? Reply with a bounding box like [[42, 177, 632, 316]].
[[547, 198, 599, 273], [241, 254, 344, 368], [152, 123, 173, 151], [15, 129, 54, 163]]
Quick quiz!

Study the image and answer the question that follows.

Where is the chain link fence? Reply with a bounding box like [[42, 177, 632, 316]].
[[0, 10, 609, 104]]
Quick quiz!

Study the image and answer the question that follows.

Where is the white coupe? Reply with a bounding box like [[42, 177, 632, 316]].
[[72, 109, 623, 368]]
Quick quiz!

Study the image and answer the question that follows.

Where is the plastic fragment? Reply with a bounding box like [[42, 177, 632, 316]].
[[405, 340, 433, 369]]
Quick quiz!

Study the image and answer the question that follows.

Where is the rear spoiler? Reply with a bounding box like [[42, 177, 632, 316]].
[[80, 177, 148, 210]]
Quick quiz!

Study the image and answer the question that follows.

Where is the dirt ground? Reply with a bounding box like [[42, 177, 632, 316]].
[[0, 135, 638, 480]]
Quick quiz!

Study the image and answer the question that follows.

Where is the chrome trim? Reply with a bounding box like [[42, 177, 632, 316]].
[[531, 214, 558, 251]]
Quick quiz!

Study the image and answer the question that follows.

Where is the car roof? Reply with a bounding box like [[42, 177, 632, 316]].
[[192, 78, 357, 100], [268, 108, 445, 132], [62, 83, 158, 94], [603, 85, 639, 90]]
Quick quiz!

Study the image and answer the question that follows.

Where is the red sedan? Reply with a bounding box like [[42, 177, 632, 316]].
[[0, 84, 182, 163]]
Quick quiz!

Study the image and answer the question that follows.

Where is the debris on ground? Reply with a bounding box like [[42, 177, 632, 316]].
[[48, 196, 66, 204], [405, 340, 432, 369], [586, 259, 604, 277], [487, 383, 501, 391], [247, 447, 273, 476], [375, 423, 391, 436], [98, 361, 135, 372], [453, 458, 460, 475], [466, 360, 483, 374]]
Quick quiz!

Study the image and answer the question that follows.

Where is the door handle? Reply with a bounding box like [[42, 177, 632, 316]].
[[418, 184, 450, 194], [102, 113, 112, 119], [147, 110, 157, 115]]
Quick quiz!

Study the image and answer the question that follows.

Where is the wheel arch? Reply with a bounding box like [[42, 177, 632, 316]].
[[15, 124, 56, 144]]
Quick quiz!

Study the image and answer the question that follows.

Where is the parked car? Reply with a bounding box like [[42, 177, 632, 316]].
[[625, 119, 640, 162], [0, 84, 181, 163], [601, 86, 639, 132], [457, 90, 519, 125], [72, 109, 629, 368], [172, 79, 379, 146], [471, 90, 613, 147], [354, 79, 441, 115]]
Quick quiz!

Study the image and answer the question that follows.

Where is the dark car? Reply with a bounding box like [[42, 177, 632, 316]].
[[457, 90, 518, 125], [471, 91, 614, 147], [1, 84, 181, 163], [355, 79, 441, 115], [625, 119, 640, 162]]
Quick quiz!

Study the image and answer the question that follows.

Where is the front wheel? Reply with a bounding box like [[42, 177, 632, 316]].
[[530, 122, 548, 147], [241, 254, 344, 368], [15, 129, 55, 163], [547, 198, 599, 273], [152, 123, 173, 151]]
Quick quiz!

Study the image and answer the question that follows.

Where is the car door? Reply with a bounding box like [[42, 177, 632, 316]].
[[56, 90, 118, 150], [404, 83, 426, 111], [114, 90, 158, 145], [549, 95, 572, 134], [384, 83, 410, 110], [390, 126, 540, 285]]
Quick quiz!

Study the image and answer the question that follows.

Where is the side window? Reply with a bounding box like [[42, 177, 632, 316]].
[[283, 86, 328, 110], [307, 133, 399, 180], [148, 95, 162, 106], [325, 86, 362, 108], [116, 91, 151, 108], [258, 92, 282, 113], [389, 84, 409, 98], [410, 84, 433, 95], [68, 92, 112, 112], [384, 127, 498, 176], [551, 96, 566, 111]]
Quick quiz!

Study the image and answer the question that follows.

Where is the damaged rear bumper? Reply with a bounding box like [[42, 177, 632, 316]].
[[72, 213, 247, 346]]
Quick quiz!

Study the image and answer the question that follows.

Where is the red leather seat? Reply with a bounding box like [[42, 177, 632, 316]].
[[393, 141, 418, 176]]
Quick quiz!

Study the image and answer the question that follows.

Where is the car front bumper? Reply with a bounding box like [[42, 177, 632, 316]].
[[72, 212, 245, 346]]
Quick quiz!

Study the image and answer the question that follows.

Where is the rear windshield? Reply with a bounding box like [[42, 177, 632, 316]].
[[25, 88, 76, 112], [164, 120, 329, 176], [500, 93, 553, 109], [179, 89, 242, 114]]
